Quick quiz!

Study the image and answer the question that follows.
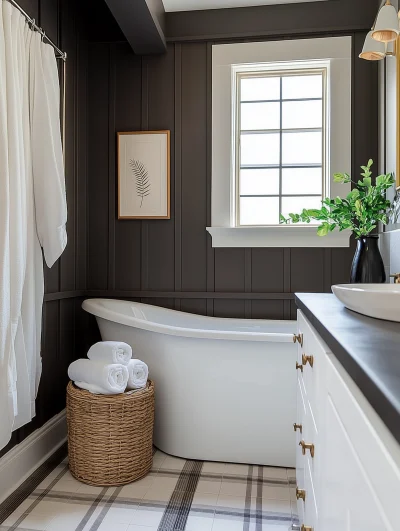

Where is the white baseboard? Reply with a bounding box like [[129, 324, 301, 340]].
[[0, 410, 67, 504]]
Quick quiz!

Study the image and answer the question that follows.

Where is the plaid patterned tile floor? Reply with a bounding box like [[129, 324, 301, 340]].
[[0, 450, 299, 531]]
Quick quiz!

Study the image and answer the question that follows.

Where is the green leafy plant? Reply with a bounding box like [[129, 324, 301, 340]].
[[280, 160, 395, 238]]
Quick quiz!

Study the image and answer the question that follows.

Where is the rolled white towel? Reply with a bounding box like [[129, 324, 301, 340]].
[[87, 341, 132, 366], [68, 359, 128, 395], [126, 359, 149, 390]]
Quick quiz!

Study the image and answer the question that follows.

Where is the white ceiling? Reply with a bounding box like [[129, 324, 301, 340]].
[[162, 0, 326, 12]]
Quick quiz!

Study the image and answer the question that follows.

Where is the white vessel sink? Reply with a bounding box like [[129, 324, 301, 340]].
[[332, 284, 400, 323]]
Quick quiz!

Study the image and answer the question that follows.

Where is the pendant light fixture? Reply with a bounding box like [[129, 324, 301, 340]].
[[372, 0, 399, 43], [359, 30, 386, 60], [360, 0, 400, 61]]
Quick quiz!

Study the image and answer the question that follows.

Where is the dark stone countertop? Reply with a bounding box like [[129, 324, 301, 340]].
[[295, 293, 400, 446]]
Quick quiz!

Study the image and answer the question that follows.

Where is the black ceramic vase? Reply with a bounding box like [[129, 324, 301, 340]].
[[350, 235, 386, 284]]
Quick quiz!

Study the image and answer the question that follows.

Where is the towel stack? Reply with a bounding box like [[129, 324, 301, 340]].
[[68, 341, 149, 395]]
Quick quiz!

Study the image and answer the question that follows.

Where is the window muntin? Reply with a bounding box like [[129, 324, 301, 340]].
[[236, 69, 327, 227]]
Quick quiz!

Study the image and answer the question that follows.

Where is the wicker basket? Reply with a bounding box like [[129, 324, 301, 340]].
[[66, 380, 154, 486]]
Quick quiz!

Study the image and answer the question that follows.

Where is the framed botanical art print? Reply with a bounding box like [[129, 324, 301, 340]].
[[117, 130, 170, 219]]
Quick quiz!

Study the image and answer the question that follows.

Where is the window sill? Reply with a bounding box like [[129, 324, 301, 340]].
[[206, 226, 351, 248]]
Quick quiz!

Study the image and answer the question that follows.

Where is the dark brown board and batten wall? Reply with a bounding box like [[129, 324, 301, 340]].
[[86, 0, 379, 321]]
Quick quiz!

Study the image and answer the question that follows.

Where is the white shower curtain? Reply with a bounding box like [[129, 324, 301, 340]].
[[0, 1, 67, 449]]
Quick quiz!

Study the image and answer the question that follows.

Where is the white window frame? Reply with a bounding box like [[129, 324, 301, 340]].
[[208, 37, 352, 248], [234, 63, 328, 227]]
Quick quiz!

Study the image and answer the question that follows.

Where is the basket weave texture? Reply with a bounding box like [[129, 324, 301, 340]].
[[67, 380, 154, 486]]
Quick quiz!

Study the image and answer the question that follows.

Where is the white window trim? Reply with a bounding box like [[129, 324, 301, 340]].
[[234, 62, 328, 227], [208, 36, 352, 248]]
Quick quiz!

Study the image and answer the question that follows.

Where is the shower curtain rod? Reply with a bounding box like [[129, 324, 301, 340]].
[[6, 0, 67, 61]]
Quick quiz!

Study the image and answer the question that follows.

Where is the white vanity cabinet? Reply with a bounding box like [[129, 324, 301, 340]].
[[295, 310, 400, 531]]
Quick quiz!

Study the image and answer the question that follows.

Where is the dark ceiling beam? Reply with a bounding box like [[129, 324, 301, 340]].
[[104, 0, 166, 54], [166, 0, 379, 42]]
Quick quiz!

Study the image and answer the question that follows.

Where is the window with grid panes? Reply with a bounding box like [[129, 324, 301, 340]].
[[236, 69, 326, 226]]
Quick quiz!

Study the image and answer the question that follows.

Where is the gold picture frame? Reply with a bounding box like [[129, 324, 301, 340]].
[[117, 131, 171, 219]]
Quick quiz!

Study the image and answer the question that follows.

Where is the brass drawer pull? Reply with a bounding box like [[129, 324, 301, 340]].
[[301, 526, 313, 531], [299, 440, 315, 458], [302, 354, 314, 368], [293, 333, 303, 346], [296, 362, 303, 373], [296, 487, 306, 501], [293, 423, 302, 433]]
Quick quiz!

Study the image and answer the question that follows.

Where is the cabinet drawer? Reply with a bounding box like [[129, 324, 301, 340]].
[[297, 310, 329, 429], [295, 425, 317, 530], [296, 378, 321, 516], [300, 382, 321, 508], [303, 455, 317, 531], [295, 377, 307, 499]]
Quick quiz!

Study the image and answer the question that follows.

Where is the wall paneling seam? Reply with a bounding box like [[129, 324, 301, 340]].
[[323, 249, 332, 292], [166, 24, 376, 45], [174, 43, 182, 311], [206, 42, 214, 317], [108, 44, 116, 290], [140, 58, 149, 291], [283, 248, 291, 319], [57, 0, 63, 296], [44, 290, 296, 301], [72, 1, 79, 361], [351, 34, 356, 181], [383, 59, 386, 173], [244, 249, 252, 318], [74, 20, 79, 293]]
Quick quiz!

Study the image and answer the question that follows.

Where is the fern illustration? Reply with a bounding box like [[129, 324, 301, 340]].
[[130, 159, 151, 208]]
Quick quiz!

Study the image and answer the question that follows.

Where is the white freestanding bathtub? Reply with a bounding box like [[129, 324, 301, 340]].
[[82, 298, 297, 467]]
